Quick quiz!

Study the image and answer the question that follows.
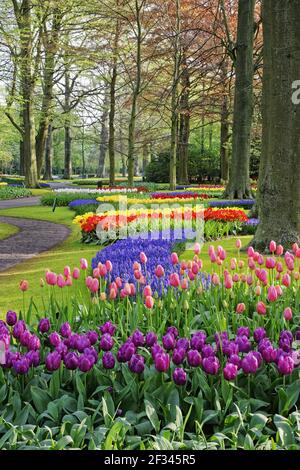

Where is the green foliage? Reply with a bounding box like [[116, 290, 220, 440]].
[[41, 192, 97, 207], [0, 186, 31, 200]]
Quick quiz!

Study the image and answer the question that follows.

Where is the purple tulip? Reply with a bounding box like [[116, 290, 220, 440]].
[[190, 331, 206, 350], [49, 332, 61, 348], [166, 326, 179, 338], [5, 351, 21, 368], [129, 354, 145, 374], [60, 322, 72, 338], [0, 333, 10, 350], [78, 354, 93, 372], [202, 356, 220, 375], [241, 352, 259, 374], [253, 328, 266, 343], [172, 348, 186, 365], [252, 351, 263, 367], [25, 350, 40, 367], [162, 333, 176, 350], [6, 310, 17, 326], [151, 343, 164, 359], [223, 362, 238, 381], [173, 367, 187, 386], [102, 351, 115, 369], [86, 330, 98, 345], [215, 331, 228, 346], [45, 351, 61, 371], [154, 352, 170, 372], [132, 330, 145, 347], [69, 333, 80, 349], [56, 342, 68, 357], [38, 318, 50, 334], [100, 321, 116, 336], [117, 341, 136, 362], [235, 335, 251, 353], [228, 354, 241, 368], [279, 336, 292, 353], [12, 320, 26, 339], [296, 330, 300, 341], [145, 331, 157, 347], [76, 335, 91, 353], [64, 351, 79, 370], [13, 356, 30, 375], [278, 355, 294, 375], [176, 338, 189, 351], [100, 333, 114, 351], [202, 344, 215, 358], [20, 330, 31, 348], [28, 335, 41, 351], [261, 346, 277, 363], [84, 346, 98, 364], [237, 327, 250, 337], [187, 349, 202, 367]]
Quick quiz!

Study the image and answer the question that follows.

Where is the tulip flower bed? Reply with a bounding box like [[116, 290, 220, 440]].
[[0, 186, 32, 200], [1, 239, 300, 450]]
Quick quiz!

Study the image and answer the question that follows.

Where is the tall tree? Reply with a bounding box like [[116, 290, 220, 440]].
[[224, 0, 255, 198], [177, 56, 190, 185], [98, 90, 109, 178], [252, 0, 300, 249]]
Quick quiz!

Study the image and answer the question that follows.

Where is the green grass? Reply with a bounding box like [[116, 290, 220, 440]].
[[0, 205, 99, 314], [0, 221, 19, 240]]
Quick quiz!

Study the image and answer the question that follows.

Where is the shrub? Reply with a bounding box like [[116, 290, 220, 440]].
[[0, 186, 31, 200]]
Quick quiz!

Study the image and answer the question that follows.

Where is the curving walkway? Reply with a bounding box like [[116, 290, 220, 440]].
[[0, 196, 70, 272]]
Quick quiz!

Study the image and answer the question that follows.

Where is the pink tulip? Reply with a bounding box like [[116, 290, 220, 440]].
[[253, 251, 260, 262], [155, 265, 165, 278], [180, 261, 187, 271], [19, 280, 29, 292], [57, 274, 65, 288], [188, 270, 196, 281], [292, 243, 299, 254], [72, 268, 80, 280], [192, 262, 199, 275], [284, 307, 293, 321], [194, 242, 201, 255], [238, 260, 245, 269], [254, 285, 262, 296], [90, 278, 99, 294], [275, 273, 281, 281], [133, 261, 141, 271], [134, 270, 141, 280], [241, 274, 247, 283], [236, 303, 246, 314], [236, 239, 242, 249], [145, 296, 154, 309], [210, 252, 217, 263], [198, 259, 203, 270], [282, 273, 291, 287], [63, 266, 71, 277], [181, 278, 189, 290], [276, 262, 283, 273], [294, 272, 300, 281], [85, 276, 93, 289], [143, 285, 152, 297], [124, 283, 131, 295], [256, 301, 267, 315], [80, 258, 88, 270], [266, 257, 276, 269], [275, 285, 283, 296], [224, 275, 233, 289], [247, 275, 253, 286], [140, 252, 147, 264], [296, 249, 300, 259], [259, 269, 268, 283], [65, 276, 72, 286], [216, 257, 223, 266], [276, 245, 284, 256], [171, 252, 179, 265], [130, 283, 136, 296], [208, 245, 215, 257], [120, 289, 127, 299], [93, 268, 100, 278], [230, 258, 237, 270], [46, 271, 57, 286], [212, 273, 220, 285], [267, 285, 278, 302], [247, 246, 255, 258], [257, 255, 264, 265], [169, 273, 180, 288], [269, 240, 277, 253], [115, 277, 122, 288], [99, 265, 107, 277], [105, 260, 113, 272], [248, 258, 256, 270], [109, 288, 117, 300], [233, 273, 240, 283]]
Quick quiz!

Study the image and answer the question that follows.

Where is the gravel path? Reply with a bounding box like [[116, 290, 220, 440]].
[[0, 216, 70, 272], [0, 196, 41, 210]]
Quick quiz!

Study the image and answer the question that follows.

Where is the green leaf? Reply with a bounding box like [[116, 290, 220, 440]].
[[278, 381, 300, 415], [49, 370, 61, 398], [249, 413, 268, 431], [145, 399, 160, 433], [274, 414, 295, 448], [31, 386, 51, 414]]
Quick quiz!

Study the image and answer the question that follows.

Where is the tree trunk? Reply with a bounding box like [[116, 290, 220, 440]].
[[220, 93, 230, 182], [142, 143, 150, 175], [19, 139, 25, 176], [127, 0, 142, 187], [169, 0, 181, 190], [178, 59, 190, 185], [251, 0, 300, 250], [17, 0, 38, 188], [224, 0, 255, 199], [64, 67, 72, 179], [98, 92, 109, 178], [44, 124, 53, 180]]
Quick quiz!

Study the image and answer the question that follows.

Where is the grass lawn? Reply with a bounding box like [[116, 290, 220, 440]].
[[0, 221, 19, 240], [0, 205, 99, 315]]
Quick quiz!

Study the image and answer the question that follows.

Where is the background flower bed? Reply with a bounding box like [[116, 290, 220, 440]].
[[0, 186, 32, 200]]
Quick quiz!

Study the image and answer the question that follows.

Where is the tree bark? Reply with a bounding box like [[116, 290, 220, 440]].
[[17, 0, 38, 187], [44, 124, 53, 180], [98, 92, 109, 178], [220, 93, 230, 182], [64, 67, 72, 179], [251, 0, 300, 249], [178, 58, 190, 185], [224, 0, 255, 199], [169, 0, 181, 190]]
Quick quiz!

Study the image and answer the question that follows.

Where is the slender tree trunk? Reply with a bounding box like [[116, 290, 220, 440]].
[[220, 93, 230, 182], [178, 58, 190, 185], [98, 92, 109, 178], [17, 0, 38, 187], [44, 124, 53, 180], [225, 0, 255, 198], [127, 0, 142, 187], [200, 113, 205, 156], [169, 0, 181, 190], [19, 139, 25, 176], [251, 0, 300, 249], [64, 67, 72, 179], [208, 123, 213, 152], [142, 143, 150, 175]]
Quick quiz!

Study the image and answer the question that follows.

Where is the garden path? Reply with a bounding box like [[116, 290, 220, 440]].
[[0, 197, 70, 272]]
